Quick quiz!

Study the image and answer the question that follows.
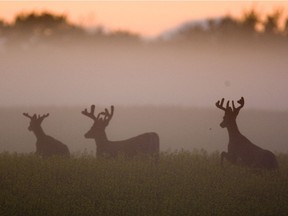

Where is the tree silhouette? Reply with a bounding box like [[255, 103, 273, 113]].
[[108, 30, 140, 43], [1, 8, 288, 48], [241, 9, 260, 34], [0, 19, 7, 36], [263, 9, 282, 35], [6, 11, 85, 45], [284, 18, 288, 36], [213, 15, 241, 41], [166, 7, 288, 46]]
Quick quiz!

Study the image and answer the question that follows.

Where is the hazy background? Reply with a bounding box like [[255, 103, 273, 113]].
[[1, 4, 288, 154], [2, 107, 288, 154], [1, 44, 287, 109]]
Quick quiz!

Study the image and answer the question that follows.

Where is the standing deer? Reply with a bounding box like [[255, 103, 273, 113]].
[[216, 97, 278, 170], [23, 113, 70, 157], [81, 105, 160, 158]]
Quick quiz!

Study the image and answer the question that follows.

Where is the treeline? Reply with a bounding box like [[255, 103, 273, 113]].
[[168, 8, 288, 47], [0, 11, 141, 48], [0, 9, 288, 48]]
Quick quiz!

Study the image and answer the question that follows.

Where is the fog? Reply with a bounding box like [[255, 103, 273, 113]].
[[1, 43, 288, 110], [1, 106, 288, 154], [1, 42, 288, 153]]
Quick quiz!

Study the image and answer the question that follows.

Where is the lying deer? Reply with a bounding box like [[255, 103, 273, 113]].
[[23, 113, 70, 157], [216, 97, 278, 170], [82, 105, 160, 158]]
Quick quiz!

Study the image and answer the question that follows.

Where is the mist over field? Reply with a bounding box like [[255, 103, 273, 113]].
[[0, 106, 287, 154], [1, 41, 288, 154], [1, 43, 288, 110]]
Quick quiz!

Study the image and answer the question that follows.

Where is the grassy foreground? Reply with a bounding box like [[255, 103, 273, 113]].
[[1, 151, 288, 216]]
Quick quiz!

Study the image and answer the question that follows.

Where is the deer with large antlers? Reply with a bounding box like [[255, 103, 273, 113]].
[[23, 113, 70, 157], [82, 105, 160, 158], [216, 97, 278, 170]]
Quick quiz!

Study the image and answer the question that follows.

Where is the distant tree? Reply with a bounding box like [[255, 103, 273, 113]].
[[4, 11, 143, 47], [15, 12, 66, 28], [0, 19, 5, 28], [219, 16, 239, 30], [209, 16, 243, 43], [7, 11, 85, 43], [240, 9, 260, 35], [263, 9, 282, 34], [216, 16, 240, 36], [168, 15, 250, 45], [167, 21, 209, 44], [107, 30, 141, 43], [284, 18, 288, 36], [0, 19, 7, 36], [1, 8, 288, 48], [165, 9, 264, 45], [13, 12, 66, 36]]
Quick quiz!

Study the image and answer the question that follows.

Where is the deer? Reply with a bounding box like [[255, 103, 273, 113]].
[[81, 105, 160, 158], [215, 97, 278, 170], [23, 113, 70, 157]]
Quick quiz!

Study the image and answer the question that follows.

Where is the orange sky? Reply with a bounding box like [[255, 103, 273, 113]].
[[1, 1, 288, 37]]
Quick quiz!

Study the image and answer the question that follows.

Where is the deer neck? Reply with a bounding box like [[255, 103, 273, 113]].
[[94, 129, 109, 146], [33, 126, 46, 139], [226, 120, 242, 141]]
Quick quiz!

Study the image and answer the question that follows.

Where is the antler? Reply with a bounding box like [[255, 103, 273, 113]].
[[82, 105, 97, 121], [216, 98, 230, 111], [23, 113, 49, 121], [216, 97, 245, 114], [103, 106, 114, 125], [23, 113, 33, 119], [38, 113, 49, 121], [232, 97, 245, 114]]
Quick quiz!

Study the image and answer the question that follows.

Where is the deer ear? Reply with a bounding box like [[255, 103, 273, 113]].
[[32, 114, 37, 119]]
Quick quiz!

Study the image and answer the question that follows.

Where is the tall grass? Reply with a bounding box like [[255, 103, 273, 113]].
[[1, 151, 288, 216]]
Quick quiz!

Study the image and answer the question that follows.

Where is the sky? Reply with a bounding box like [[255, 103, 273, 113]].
[[1, 1, 288, 37]]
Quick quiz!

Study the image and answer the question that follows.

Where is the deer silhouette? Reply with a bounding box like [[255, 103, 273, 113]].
[[23, 113, 70, 157], [82, 105, 160, 158], [216, 97, 278, 170]]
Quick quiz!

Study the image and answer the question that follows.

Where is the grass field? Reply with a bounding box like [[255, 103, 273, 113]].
[[1, 151, 288, 216]]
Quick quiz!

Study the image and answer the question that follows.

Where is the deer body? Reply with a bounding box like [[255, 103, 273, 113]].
[[93, 132, 159, 158], [82, 105, 160, 158], [23, 113, 70, 157], [35, 134, 70, 157], [216, 97, 278, 170]]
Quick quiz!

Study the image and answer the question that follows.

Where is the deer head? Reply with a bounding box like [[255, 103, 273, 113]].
[[23, 113, 50, 131], [81, 105, 114, 139], [215, 97, 244, 128]]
